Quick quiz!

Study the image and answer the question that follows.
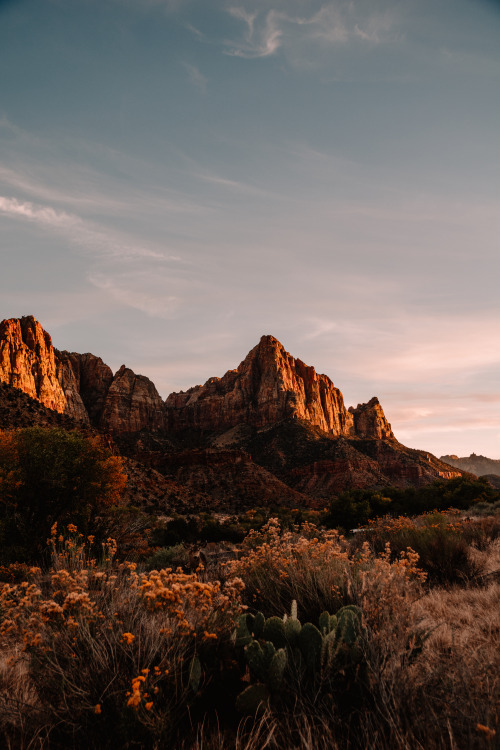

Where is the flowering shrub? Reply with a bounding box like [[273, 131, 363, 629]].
[[228, 518, 425, 630], [354, 511, 484, 583], [0, 527, 244, 748]]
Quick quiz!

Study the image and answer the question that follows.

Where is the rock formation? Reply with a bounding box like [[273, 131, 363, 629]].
[[100, 365, 166, 433], [0, 315, 467, 508], [0, 316, 88, 422], [0, 316, 165, 433], [57, 352, 113, 424], [349, 397, 394, 440], [165, 335, 393, 440]]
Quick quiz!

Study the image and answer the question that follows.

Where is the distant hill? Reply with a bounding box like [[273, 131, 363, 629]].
[[440, 453, 500, 478]]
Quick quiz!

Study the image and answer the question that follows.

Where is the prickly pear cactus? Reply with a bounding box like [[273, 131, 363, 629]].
[[235, 683, 270, 715], [262, 616, 287, 648], [298, 622, 323, 672]]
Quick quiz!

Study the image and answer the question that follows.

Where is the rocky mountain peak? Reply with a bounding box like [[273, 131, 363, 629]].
[[166, 334, 393, 440], [0, 315, 87, 421], [0, 317, 395, 441]]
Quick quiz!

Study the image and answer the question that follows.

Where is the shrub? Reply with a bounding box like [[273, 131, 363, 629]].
[[227, 519, 426, 629], [354, 513, 484, 584], [0, 427, 126, 562], [0, 529, 244, 749]]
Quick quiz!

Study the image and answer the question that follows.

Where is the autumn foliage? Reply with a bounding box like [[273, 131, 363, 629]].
[[0, 427, 126, 561]]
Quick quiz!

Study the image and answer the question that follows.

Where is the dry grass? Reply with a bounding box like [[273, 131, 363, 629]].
[[1, 518, 499, 749]]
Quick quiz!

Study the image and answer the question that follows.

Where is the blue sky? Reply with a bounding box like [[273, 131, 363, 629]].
[[0, 0, 499, 457]]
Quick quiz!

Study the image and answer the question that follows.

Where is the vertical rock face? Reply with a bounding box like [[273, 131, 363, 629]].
[[349, 397, 394, 440], [165, 335, 391, 439], [0, 318, 395, 441], [100, 365, 166, 433], [0, 316, 87, 421], [57, 351, 114, 424]]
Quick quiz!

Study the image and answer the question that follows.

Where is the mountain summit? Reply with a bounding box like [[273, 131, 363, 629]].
[[165, 334, 394, 440], [0, 316, 463, 506], [0, 318, 392, 440]]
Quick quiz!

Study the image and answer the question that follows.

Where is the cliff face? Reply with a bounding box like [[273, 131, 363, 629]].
[[57, 352, 113, 424], [165, 335, 393, 440], [0, 318, 393, 441], [0, 316, 88, 422], [349, 397, 394, 440], [0, 317, 164, 433], [100, 365, 166, 433]]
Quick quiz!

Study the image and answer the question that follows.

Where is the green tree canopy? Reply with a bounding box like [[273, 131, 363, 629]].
[[0, 427, 126, 561]]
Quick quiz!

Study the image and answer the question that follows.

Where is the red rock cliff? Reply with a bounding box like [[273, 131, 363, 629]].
[[0, 316, 88, 422], [100, 365, 166, 433], [165, 335, 393, 440]]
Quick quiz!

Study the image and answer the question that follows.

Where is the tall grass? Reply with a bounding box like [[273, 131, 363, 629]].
[[1, 517, 498, 749]]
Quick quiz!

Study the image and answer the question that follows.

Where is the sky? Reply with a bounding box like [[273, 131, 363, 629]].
[[0, 0, 499, 458]]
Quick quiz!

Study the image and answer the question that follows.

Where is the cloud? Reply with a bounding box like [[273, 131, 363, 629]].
[[0, 196, 77, 228], [0, 195, 165, 261], [226, 8, 283, 58], [182, 62, 208, 92], [224, 2, 399, 60]]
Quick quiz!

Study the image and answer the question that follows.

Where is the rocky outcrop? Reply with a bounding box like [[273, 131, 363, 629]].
[[349, 397, 394, 440], [166, 335, 392, 440], [100, 365, 166, 433], [0, 317, 166, 433], [57, 352, 113, 424], [0, 316, 88, 421]]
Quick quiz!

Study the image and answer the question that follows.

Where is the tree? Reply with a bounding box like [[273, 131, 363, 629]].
[[0, 427, 126, 561]]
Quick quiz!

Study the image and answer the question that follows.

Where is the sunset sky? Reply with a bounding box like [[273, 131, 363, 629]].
[[0, 0, 499, 457]]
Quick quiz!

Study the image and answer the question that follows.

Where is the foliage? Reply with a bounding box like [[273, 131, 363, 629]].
[[227, 519, 426, 627], [323, 476, 500, 531], [0, 427, 126, 562], [0, 520, 498, 749], [352, 512, 485, 584], [0, 527, 244, 749]]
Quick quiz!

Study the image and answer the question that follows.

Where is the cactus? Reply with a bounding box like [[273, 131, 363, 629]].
[[234, 601, 367, 713], [235, 613, 254, 647], [253, 611, 265, 638], [262, 616, 287, 648], [298, 622, 323, 672], [284, 616, 302, 646], [318, 611, 337, 634], [235, 683, 270, 715], [245, 639, 275, 682], [335, 606, 363, 645], [268, 648, 287, 692], [188, 655, 202, 692]]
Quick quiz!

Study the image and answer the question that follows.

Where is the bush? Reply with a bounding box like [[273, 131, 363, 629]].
[[0, 530, 244, 749], [0, 427, 126, 562], [353, 513, 484, 584]]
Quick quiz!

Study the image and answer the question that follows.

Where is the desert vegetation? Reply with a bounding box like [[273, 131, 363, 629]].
[[0, 427, 499, 748]]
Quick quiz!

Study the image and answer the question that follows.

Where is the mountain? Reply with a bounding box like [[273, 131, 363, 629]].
[[165, 335, 394, 440], [441, 453, 500, 478], [0, 315, 463, 508]]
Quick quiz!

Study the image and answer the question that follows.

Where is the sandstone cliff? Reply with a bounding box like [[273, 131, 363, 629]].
[[100, 365, 166, 433], [165, 335, 393, 440], [0, 316, 165, 433], [0, 316, 88, 422]]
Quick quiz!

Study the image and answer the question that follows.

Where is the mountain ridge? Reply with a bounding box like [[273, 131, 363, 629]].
[[0, 315, 464, 508], [0, 317, 393, 441]]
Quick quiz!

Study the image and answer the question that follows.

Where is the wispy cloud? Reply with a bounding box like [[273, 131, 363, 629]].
[[226, 8, 282, 58], [0, 195, 165, 260], [182, 62, 208, 93], [224, 2, 398, 60]]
